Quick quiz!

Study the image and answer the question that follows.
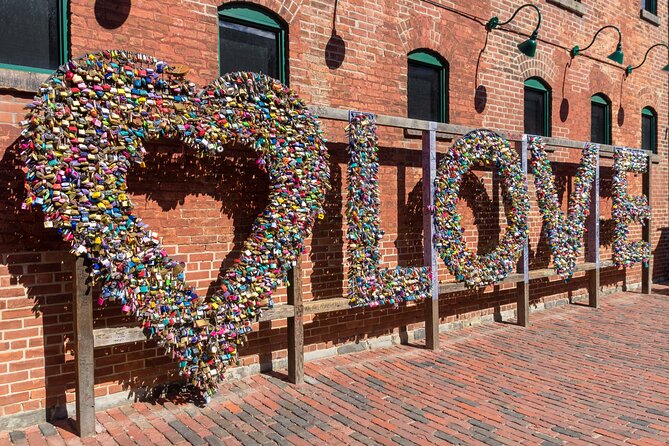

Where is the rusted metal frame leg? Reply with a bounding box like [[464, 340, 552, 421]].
[[74, 257, 95, 437], [587, 144, 601, 307], [423, 122, 439, 350], [287, 260, 304, 384], [517, 136, 530, 327]]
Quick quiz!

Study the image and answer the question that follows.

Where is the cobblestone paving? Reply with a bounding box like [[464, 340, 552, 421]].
[[2, 289, 669, 445]]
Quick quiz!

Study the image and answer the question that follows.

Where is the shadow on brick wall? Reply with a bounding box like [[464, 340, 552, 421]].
[[126, 140, 269, 299], [653, 227, 669, 282], [309, 145, 344, 301], [0, 138, 77, 420]]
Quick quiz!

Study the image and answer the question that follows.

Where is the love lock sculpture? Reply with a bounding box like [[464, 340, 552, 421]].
[[20, 50, 330, 395]]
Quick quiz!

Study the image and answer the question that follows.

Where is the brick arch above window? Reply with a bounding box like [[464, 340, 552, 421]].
[[517, 52, 559, 86], [396, 14, 461, 63], [218, 0, 298, 25]]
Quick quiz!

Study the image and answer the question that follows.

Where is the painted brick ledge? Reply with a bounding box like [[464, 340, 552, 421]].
[[0, 280, 643, 431]]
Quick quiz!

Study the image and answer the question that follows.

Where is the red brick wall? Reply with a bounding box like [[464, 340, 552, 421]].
[[0, 0, 666, 419]]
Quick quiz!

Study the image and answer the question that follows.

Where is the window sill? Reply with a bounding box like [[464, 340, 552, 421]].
[[547, 0, 585, 16], [0, 66, 49, 93], [640, 9, 660, 26]]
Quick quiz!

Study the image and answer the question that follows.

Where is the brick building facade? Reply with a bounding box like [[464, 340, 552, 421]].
[[0, 0, 667, 426]]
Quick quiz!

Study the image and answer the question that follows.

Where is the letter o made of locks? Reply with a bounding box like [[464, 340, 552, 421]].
[[20, 51, 330, 393], [433, 129, 529, 288]]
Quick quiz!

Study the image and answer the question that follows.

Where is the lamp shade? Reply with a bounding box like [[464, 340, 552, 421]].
[[607, 45, 624, 64], [662, 63, 669, 72], [518, 36, 537, 58]]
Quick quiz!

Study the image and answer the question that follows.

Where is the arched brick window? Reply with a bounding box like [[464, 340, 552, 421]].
[[524, 77, 551, 136], [219, 3, 288, 83], [407, 49, 449, 123], [642, 106, 657, 153], [591, 93, 612, 145]]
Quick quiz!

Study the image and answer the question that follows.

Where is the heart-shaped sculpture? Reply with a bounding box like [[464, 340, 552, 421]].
[[19, 50, 330, 394]]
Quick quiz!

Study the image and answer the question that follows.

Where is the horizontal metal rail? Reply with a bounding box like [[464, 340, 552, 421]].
[[309, 105, 659, 161], [93, 260, 618, 348]]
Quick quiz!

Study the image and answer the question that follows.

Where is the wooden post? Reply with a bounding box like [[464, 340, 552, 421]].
[[73, 257, 95, 437], [287, 259, 304, 384], [516, 137, 530, 327], [642, 156, 653, 294], [586, 144, 601, 307], [422, 122, 439, 350]]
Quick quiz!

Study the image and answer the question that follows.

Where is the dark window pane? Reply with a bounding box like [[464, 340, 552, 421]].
[[524, 88, 545, 136], [642, 114, 656, 152], [0, 0, 62, 70], [643, 0, 657, 14], [591, 103, 607, 144], [219, 20, 278, 78], [408, 62, 440, 122]]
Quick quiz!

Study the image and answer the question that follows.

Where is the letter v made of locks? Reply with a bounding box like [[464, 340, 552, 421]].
[[20, 50, 330, 395]]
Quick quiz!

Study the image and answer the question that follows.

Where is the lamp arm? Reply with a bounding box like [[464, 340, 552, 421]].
[[498, 3, 542, 35], [579, 25, 622, 53], [629, 43, 669, 71], [486, 3, 542, 36]]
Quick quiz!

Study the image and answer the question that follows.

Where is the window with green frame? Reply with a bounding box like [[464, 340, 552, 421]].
[[0, 0, 68, 73], [591, 93, 612, 145], [524, 77, 551, 136], [642, 0, 657, 14], [219, 4, 287, 83], [641, 107, 657, 153], [407, 50, 448, 123]]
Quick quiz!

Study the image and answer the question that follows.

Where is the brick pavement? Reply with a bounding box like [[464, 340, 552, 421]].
[[2, 287, 669, 446]]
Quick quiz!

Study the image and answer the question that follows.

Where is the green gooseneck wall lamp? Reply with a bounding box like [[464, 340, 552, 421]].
[[626, 43, 669, 75], [570, 25, 624, 64], [485, 3, 542, 58]]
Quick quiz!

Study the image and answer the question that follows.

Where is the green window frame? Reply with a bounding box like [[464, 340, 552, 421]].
[[591, 93, 612, 145], [218, 4, 287, 83], [641, 107, 657, 153], [407, 50, 449, 123], [524, 77, 551, 137], [0, 0, 69, 74], [642, 0, 657, 14]]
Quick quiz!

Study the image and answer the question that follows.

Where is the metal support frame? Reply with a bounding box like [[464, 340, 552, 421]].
[[586, 144, 601, 307], [517, 137, 530, 327], [70, 106, 659, 433], [642, 157, 653, 294], [287, 261, 304, 384], [422, 122, 439, 350]]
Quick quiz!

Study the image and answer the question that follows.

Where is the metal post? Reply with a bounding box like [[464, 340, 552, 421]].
[[287, 260, 304, 383], [517, 136, 530, 327], [74, 257, 95, 437], [642, 156, 653, 294], [422, 122, 439, 349], [586, 144, 601, 307]]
